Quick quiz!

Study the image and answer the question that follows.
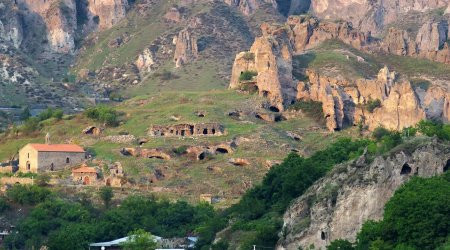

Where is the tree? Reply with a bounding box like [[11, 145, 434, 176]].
[[328, 239, 354, 250], [20, 107, 31, 121], [36, 174, 51, 187], [99, 186, 114, 208], [121, 229, 158, 250]]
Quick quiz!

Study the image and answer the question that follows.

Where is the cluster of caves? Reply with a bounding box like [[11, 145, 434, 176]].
[[148, 123, 224, 137], [399, 159, 450, 176]]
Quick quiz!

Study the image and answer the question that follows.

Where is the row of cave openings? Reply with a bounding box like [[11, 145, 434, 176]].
[[400, 159, 450, 176], [197, 147, 230, 161]]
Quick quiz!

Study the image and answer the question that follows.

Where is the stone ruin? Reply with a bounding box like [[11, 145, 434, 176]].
[[148, 123, 224, 137]]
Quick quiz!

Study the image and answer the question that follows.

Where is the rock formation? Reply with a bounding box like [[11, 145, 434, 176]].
[[277, 140, 450, 250], [0, 2, 23, 48], [173, 28, 198, 67], [230, 23, 296, 111], [310, 0, 450, 34], [296, 67, 446, 131], [87, 0, 128, 31], [16, 0, 77, 53], [135, 48, 155, 72]]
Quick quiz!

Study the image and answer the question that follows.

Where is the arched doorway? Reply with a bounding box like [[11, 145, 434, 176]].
[[26, 161, 31, 171], [50, 163, 54, 171], [83, 176, 90, 185]]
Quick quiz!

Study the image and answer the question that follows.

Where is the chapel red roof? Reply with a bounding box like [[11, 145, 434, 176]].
[[72, 166, 97, 173], [28, 144, 85, 153]]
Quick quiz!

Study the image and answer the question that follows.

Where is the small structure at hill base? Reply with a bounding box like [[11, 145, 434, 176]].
[[200, 194, 212, 204], [72, 164, 98, 185], [148, 123, 224, 137], [82, 126, 103, 136]]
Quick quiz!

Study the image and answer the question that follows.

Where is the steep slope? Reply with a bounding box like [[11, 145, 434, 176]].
[[278, 138, 450, 249]]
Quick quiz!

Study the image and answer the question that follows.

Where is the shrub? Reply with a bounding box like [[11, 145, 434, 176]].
[[85, 106, 119, 126], [6, 185, 51, 205], [239, 70, 258, 81], [372, 127, 391, 141], [365, 99, 381, 113]]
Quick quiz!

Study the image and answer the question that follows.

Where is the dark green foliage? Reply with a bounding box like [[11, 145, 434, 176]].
[[98, 186, 113, 208], [417, 120, 450, 140], [289, 101, 326, 124], [5, 194, 219, 250], [211, 239, 229, 250], [328, 239, 354, 250], [356, 173, 450, 250], [368, 128, 403, 155], [372, 127, 390, 141], [85, 106, 119, 126], [36, 174, 51, 187], [38, 108, 64, 121], [365, 99, 381, 113], [0, 197, 10, 213], [173, 145, 188, 155], [120, 229, 158, 250], [22, 117, 41, 134], [6, 184, 51, 205], [239, 70, 258, 81]]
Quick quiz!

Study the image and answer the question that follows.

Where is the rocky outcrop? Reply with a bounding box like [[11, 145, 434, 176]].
[[16, 0, 77, 53], [135, 48, 155, 72], [230, 23, 296, 111], [297, 67, 441, 131], [0, 2, 23, 48], [87, 0, 128, 30], [173, 28, 198, 67], [224, 0, 276, 16], [310, 0, 450, 34], [278, 140, 450, 250]]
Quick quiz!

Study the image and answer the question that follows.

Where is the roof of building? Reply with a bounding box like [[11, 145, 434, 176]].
[[72, 166, 97, 174], [28, 144, 85, 153], [89, 235, 162, 247]]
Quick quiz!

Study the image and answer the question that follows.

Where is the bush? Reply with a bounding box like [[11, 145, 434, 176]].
[[0, 197, 10, 213], [21, 117, 41, 134], [289, 101, 326, 124], [6, 185, 51, 205], [85, 106, 119, 126], [365, 99, 381, 113], [372, 127, 390, 141], [239, 71, 258, 81], [417, 120, 450, 141]]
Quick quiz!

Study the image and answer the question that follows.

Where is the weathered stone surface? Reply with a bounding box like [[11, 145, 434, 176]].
[[87, 0, 128, 30], [277, 140, 450, 250], [297, 67, 437, 131], [230, 23, 296, 111], [173, 28, 198, 67], [135, 48, 155, 73], [310, 0, 450, 34]]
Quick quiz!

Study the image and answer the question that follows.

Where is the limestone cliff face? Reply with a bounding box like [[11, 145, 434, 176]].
[[230, 23, 296, 111], [224, 0, 277, 16], [0, 1, 23, 48], [16, 0, 77, 53], [296, 67, 446, 131], [173, 28, 198, 68], [87, 0, 128, 30], [310, 0, 449, 34], [277, 140, 450, 250]]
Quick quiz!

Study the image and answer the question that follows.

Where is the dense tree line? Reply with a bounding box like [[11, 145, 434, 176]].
[[2, 187, 220, 250]]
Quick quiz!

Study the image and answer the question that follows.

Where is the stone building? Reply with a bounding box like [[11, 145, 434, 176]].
[[19, 144, 86, 173], [148, 123, 224, 137], [72, 165, 97, 185]]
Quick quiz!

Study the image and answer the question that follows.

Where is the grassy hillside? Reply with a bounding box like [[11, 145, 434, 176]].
[[0, 89, 358, 204]]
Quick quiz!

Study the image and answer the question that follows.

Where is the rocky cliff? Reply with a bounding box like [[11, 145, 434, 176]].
[[310, 0, 450, 34], [297, 67, 450, 131], [174, 28, 198, 68], [229, 23, 296, 111], [277, 139, 450, 250], [87, 0, 128, 31]]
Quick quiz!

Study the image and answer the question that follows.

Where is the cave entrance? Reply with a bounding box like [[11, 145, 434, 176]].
[[321, 231, 326, 240], [216, 148, 229, 154], [274, 115, 286, 122], [444, 160, 450, 172], [401, 163, 412, 175], [203, 129, 208, 135], [269, 106, 280, 112], [149, 155, 165, 160], [198, 152, 206, 160]]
